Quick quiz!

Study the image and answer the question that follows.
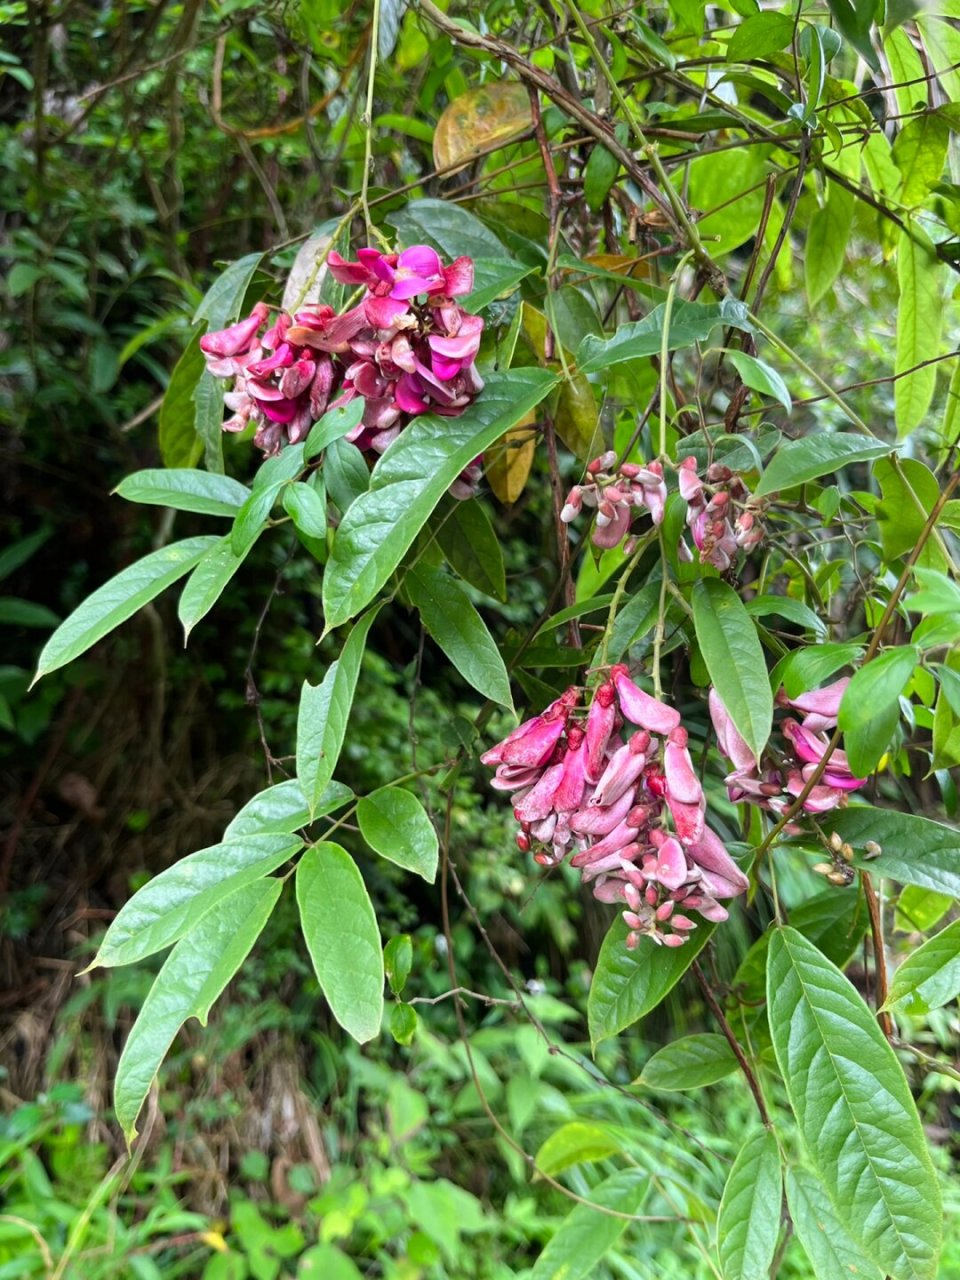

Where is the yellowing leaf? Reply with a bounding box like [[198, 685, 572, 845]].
[[433, 82, 532, 174], [486, 418, 537, 504]]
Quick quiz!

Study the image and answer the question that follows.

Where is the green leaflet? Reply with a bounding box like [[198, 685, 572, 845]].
[[820, 805, 960, 898], [194, 251, 264, 330], [576, 298, 753, 374], [787, 1167, 883, 1280], [638, 1033, 738, 1091], [726, 349, 791, 412], [357, 786, 439, 883], [717, 1129, 782, 1280], [92, 833, 302, 968], [805, 185, 855, 308], [114, 878, 280, 1143], [433, 498, 506, 602], [296, 842, 384, 1044], [692, 578, 772, 762], [158, 332, 205, 469], [225, 778, 353, 838], [896, 227, 944, 438], [322, 369, 556, 630], [529, 1168, 649, 1280], [884, 918, 960, 1015], [387, 198, 507, 261], [588, 918, 715, 1049], [178, 534, 254, 639], [33, 535, 220, 683], [767, 927, 942, 1280], [534, 1122, 624, 1178], [406, 564, 513, 709], [754, 434, 891, 497], [114, 469, 251, 517], [296, 607, 379, 818], [838, 647, 917, 734]]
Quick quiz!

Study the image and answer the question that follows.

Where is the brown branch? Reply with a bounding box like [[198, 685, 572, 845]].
[[693, 960, 771, 1126], [862, 872, 893, 1039]]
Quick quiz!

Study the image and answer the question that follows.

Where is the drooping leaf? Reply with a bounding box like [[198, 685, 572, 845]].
[[296, 842, 384, 1044], [406, 564, 513, 709], [780, 642, 864, 698], [178, 535, 254, 639], [193, 369, 225, 474], [884, 918, 960, 1015], [529, 1168, 650, 1280], [384, 933, 413, 995], [92, 833, 302, 968], [324, 437, 371, 514], [638, 1033, 738, 1091], [805, 185, 855, 308], [485, 422, 537, 505], [754, 434, 891, 497], [322, 369, 556, 630], [434, 498, 506, 601], [873, 456, 948, 572], [114, 470, 251, 518], [158, 332, 205, 468], [225, 779, 352, 838], [892, 110, 950, 207], [296, 608, 379, 818], [576, 299, 753, 374], [114, 878, 281, 1143], [839, 647, 917, 734], [787, 1166, 883, 1280], [283, 480, 328, 539], [767, 926, 942, 1280], [826, 0, 880, 69], [896, 227, 944, 438], [726, 350, 792, 412], [717, 1129, 782, 1280], [33, 536, 220, 683], [357, 786, 439, 883], [692, 578, 772, 762], [818, 806, 960, 898], [588, 918, 714, 1049]]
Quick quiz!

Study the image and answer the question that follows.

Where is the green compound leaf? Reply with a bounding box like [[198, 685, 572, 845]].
[[322, 369, 557, 630], [296, 842, 384, 1044], [92, 833, 302, 969], [33, 536, 220, 683], [717, 1129, 782, 1280], [766, 927, 942, 1280], [588, 918, 714, 1049], [357, 786, 439, 883], [693, 577, 772, 763], [115, 877, 280, 1143]]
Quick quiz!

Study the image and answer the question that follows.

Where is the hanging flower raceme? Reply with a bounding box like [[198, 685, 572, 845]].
[[198, 245, 485, 490], [710, 677, 868, 817], [560, 453, 766, 568], [482, 666, 748, 949]]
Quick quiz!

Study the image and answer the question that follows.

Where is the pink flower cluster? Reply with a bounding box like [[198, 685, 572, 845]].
[[710, 677, 867, 816], [678, 458, 764, 571], [561, 452, 667, 550], [481, 666, 749, 948], [198, 245, 485, 467], [561, 454, 765, 569]]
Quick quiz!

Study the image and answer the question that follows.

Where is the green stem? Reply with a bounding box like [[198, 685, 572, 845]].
[[597, 530, 656, 669], [659, 251, 694, 458], [360, 0, 390, 249]]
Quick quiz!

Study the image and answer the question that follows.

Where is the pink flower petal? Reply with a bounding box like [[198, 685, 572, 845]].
[[611, 667, 681, 734]]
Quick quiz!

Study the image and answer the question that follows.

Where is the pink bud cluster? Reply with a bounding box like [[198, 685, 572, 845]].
[[560, 454, 765, 569], [710, 677, 868, 816], [481, 666, 749, 948], [677, 458, 765, 571], [560, 452, 667, 550], [198, 245, 485, 477]]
